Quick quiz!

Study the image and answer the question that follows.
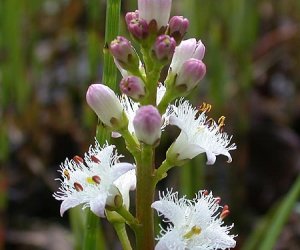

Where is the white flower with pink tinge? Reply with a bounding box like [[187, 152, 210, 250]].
[[167, 100, 236, 165], [53, 140, 136, 217], [152, 190, 236, 250]]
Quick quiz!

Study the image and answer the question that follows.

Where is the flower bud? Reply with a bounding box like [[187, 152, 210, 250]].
[[127, 17, 149, 41], [86, 84, 128, 128], [153, 35, 176, 62], [138, 0, 172, 30], [175, 59, 206, 91], [133, 105, 162, 146], [109, 36, 139, 72], [168, 16, 189, 43], [170, 38, 205, 74], [125, 11, 139, 25], [120, 76, 146, 100]]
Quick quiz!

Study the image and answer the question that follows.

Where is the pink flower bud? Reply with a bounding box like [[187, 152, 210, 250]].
[[138, 0, 172, 29], [133, 105, 162, 145], [86, 84, 127, 128], [175, 59, 206, 91], [153, 35, 176, 62], [110, 36, 139, 71], [170, 38, 206, 74], [168, 16, 189, 43], [125, 11, 139, 25], [120, 76, 145, 100], [127, 18, 149, 40]]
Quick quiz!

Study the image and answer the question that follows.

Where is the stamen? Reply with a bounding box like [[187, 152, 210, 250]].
[[74, 182, 83, 192], [220, 205, 230, 220], [215, 196, 221, 204], [92, 175, 101, 184], [183, 226, 202, 239], [91, 155, 101, 163], [205, 118, 214, 127], [73, 155, 84, 164], [86, 175, 101, 185], [203, 190, 209, 196], [218, 116, 225, 126], [198, 102, 212, 113], [63, 169, 70, 180]]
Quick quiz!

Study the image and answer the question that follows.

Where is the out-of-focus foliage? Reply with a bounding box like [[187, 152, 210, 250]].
[[1, 0, 300, 249]]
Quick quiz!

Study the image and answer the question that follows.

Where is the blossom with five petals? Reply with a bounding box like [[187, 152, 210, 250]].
[[53, 140, 136, 217], [152, 189, 236, 250], [167, 100, 236, 164]]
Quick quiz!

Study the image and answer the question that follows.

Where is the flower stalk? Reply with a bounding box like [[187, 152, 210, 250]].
[[135, 144, 155, 250]]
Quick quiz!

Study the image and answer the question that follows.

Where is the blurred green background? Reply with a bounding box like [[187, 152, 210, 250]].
[[1, 0, 300, 249]]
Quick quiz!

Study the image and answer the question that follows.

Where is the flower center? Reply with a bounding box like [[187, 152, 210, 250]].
[[183, 225, 202, 239]]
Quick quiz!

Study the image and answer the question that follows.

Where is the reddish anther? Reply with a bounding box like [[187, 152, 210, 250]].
[[220, 205, 230, 220], [91, 155, 101, 163], [74, 182, 83, 192], [203, 190, 209, 196], [73, 155, 84, 164], [92, 175, 101, 184], [215, 196, 221, 204]]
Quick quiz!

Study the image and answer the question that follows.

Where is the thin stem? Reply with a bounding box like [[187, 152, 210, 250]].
[[135, 144, 155, 250], [157, 89, 175, 114], [113, 223, 133, 250], [154, 159, 173, 184], [120, 129, 140, 157], [116, 205, 140, 231]]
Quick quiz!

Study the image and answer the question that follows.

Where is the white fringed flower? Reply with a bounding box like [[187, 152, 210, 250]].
[[152, 190, 236, 250], [53, 140, 135, 217], [167, 100, 236, 164]]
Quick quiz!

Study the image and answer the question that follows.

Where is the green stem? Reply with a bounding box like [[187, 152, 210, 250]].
[[102, 0, 121, 88], [135, 144, 155, 250], [116, 205, 140, 230], [120, 129, 140, 157], [83, 211, 102, 250], [154, 159, 173, 184], [84, 0, 121, 249], [157, 89, 175, 114], [113, 223, 133, 250], [141, 48, 162, 106]]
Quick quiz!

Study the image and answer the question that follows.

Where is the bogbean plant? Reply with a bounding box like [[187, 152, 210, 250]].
[[54, 0, 237, 249]]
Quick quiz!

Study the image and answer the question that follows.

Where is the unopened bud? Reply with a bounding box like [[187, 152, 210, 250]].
[[175, 59, 206, 91], [86, 84, 128, 129], [133, 105, 162, 146], [127, 17, 149, 41], [110, 36, 139, 72], [125, 11, 139, 25], [168, 16, 189, 43], [153, 35, 176, 62], [170, 38, 205, 74], [120, 76, 145, 100], [138, 0, 172, 30]]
